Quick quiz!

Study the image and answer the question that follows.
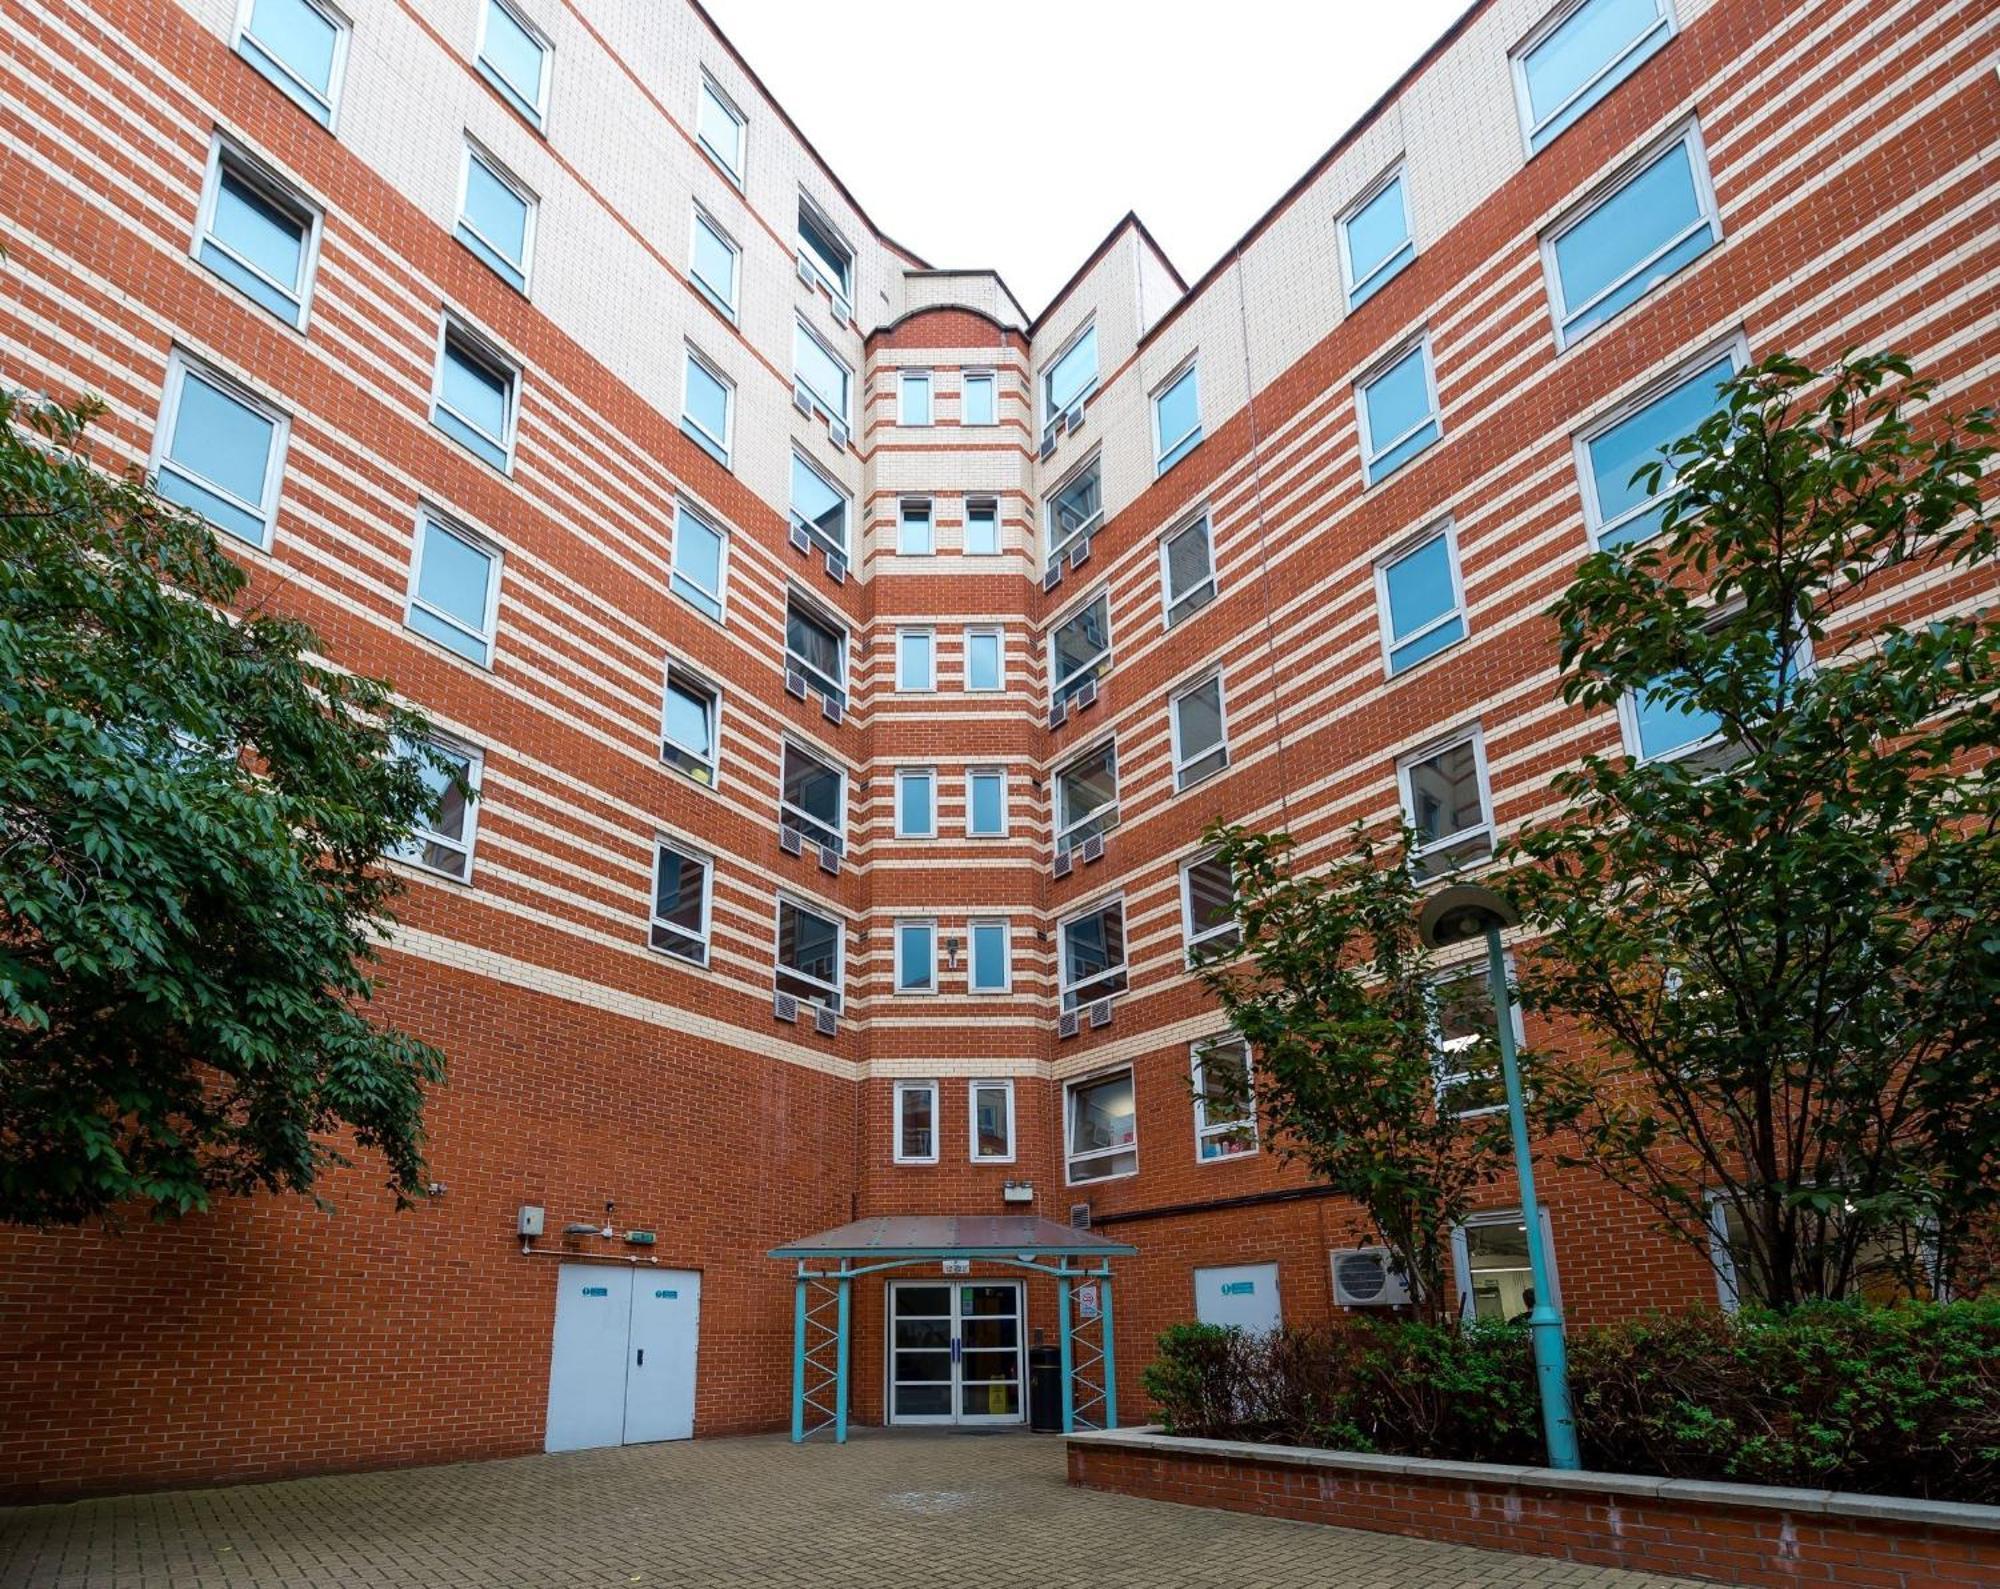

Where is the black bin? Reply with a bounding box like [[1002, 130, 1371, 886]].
[[1028, 1344, 1063, 1432]]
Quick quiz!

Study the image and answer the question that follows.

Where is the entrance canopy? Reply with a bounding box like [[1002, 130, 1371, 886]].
[[771, 1214, 1135, 1262]]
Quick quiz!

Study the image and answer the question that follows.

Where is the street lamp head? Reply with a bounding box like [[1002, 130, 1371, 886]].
[[1418, 882, 1520, 949]]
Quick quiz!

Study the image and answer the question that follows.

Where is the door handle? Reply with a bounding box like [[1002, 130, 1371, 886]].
[[636, 1348, 644, 1367], [951, 1337, 960, 1364]]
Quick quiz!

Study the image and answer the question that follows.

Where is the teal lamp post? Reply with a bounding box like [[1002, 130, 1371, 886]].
[[1417, 882, 1580, 1472]]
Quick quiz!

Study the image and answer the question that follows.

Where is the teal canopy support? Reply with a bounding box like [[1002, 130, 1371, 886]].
[[1100, 1276, 1118, 1430], [1058, 1275, 1074, 1432], [834, 1274, 851, 1444], [789, 1266, 843, 1443]]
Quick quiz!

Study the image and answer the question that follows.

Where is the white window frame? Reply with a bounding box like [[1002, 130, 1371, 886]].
[[391, 738, 483, 882], [475, 0, 552, 128], [965, 767, 1008, 839], [967, 918, 1012, 994], [193, 134, 323, 330], [1064, 1063, 1137, 1185], [1151, 361, 1202, 474], [1169, 672, 1229, 792], [1615, 611, 1812, 767], [1511, 0, 1678, 157], [688, 204, 740, 321], [894, 919, 938, 997], [1039, 321, 1099, 436], [404, 506, 502, 668], [696, 73, 746, 185], [1053, 739, 1119, 855], [1337, 161, 1417, 311], [1044, 451, 1104, 565], [431, 316, 520, 473], [893, 1078, 940, 1163], [1432, 956, 1523, 1119], [796, 195, 854, 306], [1191, 1034, 1258, 1163], [785, 594, 848, 705], [659, 659, 722, 789], [1058, 896, 1127, 1013], [774, 894, 843, 1012], [1160, 511, 1217, 628], [232, 0, 350, 130], [961, 371, 996, 427], [669, 501, 728, 623], [964, 497, 1000, 556], [150, 350, 290, 553], [454, 138, 536, 293], [1398, 725, 1495, 878], [1356, 334, 1443, 486], [793, 319, 852, 427], [1180, 849, 1239, 960], [899, 369, 932, 427], [1373, 519, 1468, 677], [679, 345, 734, 466], [895, 767, 937, 840], [1048, 586, 1111, 708], [968, 1079, 1017, 1164], [779, 739, 846, 851], [648, 840, 714, 965], [1452, 1207, 1560, 1322], [896, 627, 936, 694], [898, 497, 934, 557], [964, 627, 1004, 693], [789, 450, 849, 555]]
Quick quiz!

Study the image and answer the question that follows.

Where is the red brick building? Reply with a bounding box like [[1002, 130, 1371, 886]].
[[0, 0, 1993, 1497]]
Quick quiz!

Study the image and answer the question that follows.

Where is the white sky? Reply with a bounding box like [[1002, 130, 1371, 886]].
[[700, 0, 1473, 317]]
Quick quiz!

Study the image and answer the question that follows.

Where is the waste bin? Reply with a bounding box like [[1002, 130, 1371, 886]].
[[1028, 1344, 1063, 1432]]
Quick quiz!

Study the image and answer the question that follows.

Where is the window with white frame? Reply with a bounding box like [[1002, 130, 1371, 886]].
[[968, 918, 1010, 992], [1513, 0, 1676, 154], [894, 919, 936, 994], [961, 372, 996, 427], [793, 320, 851, 424], [1045, 454, 1102, 564], [1577, 349, 1737, 550], [649, 842, 712, 964], [1432, 964, 1519, 1119], [894, 1079, 938, 1162], [476, 0, 550, 126], [779, 741, 843, 851], [964, 628, 1003, 692], [432, 321, 517, 472], [1170, 673, 1228, 790], [390, 739, 480, 881], [1339, 164, 1416, 309], [670, 503, 727, 622], [1376, 521, 1466, 675], [785, 596, 846, 705], [195, 138, 321, 328], [1049, 590, 1111, 708], [776, 896, 841, 1011], [1357, 336, 1442, 485], [1544, 125, 1719, 348], [405, 510, 500, 666], [1054, 740, 1118, 855], [1192, 1035, 1256, 1161], [1454, 1209, 1558, 1321], [790, 452, 848, 554], [1706, 1194, 1940, 1312], [1041, 324, 1097, 433], [1400, 728, 1493, 879], [660, 662, 721, 788], [234, 0, 349, 127], [1059, 898, 1126, 1011], [896, 767, 936, 839], [1618, 610, 1811, 765], [964, 498, 1000, 556], [152, 354, 289, 550], [680, 347, 733, 466], [696, 74, 745, 183], [899, 370, 932, 426], [797, 199, 853, 305], [689, 206, 738, 319], [1161, 513, 1216, 626], [456, 140, 534, 292], [898, 498, 934, 556], [1152, 363, 1202, 473], [896, 628, 935, 693], [1065, 1065, 1135, 1182], [970, 1079, 1015, 1162], [1181, 851, 1239, 962], [966, 768, 1006, 838]]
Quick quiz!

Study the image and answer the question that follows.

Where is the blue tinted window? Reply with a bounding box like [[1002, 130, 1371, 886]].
[[158, 368, 279, 546], [1552, 138, 1715, 343], [1044, 327, 1097, 417], [682, 354, 730, 462], [240, 0, 342, 121], [962, 374, 996, 427], [1586, 355, 1733, 548], [969, 772, 1004, 835], [691, 213, 736, 311], [479, 0, 548, 122], [899, 631, 934, 692], [899, 772, 935, 836], [1361, 343, 1440, 483], [1381, 531, 1465, 674], [1632, 681, 1722, 761], [460, 152, 530, 288], [1521, 0, 1672, 152], [434, 335, 512, 469], [671, 510, 724, 620], [409, 519, 496, 664], [1344, 174, 1415, 306], [200, 164, 309, 323], [971, 922, 1007, 990], [1155, 367, 1201, 471], [790, 455, 845, 550], [901, 372, 932, 426]]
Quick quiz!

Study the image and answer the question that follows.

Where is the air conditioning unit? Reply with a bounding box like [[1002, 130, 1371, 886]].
[[773, 991, 800, 1023], [1057, 1009, 1079, 1039], [1079, 832, 1104, 864], [1069, 1202, 1092, 1231], [825, 551, 847, 584], [788, 520, 811, 554], [792, 381, 814, 416], [832, 296, 852, 328], [1074, 675, 1098, 710], [828, 419, 849, 451], [1065, 401, 1085, 433], [817, 845, 839, 876], [1051, 849, 1072, 879], [1087, 998, 1112, 1029], [814, 1003, 838, 1036], [1048, 698, 1068, 730], [796, 254, 815, 286], [1331, 1246, 1412, 1308], [820, 694, 843, 725], [778, 824, 803, 857], [785, 667, 808, 700], [1039, 429, 1057, 461], [1068, 536, 1091, 570], [1042, 565, 1064, 595]]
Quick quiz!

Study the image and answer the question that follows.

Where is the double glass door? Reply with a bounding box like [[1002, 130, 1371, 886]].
[[888, 1281, 1023, 1425]]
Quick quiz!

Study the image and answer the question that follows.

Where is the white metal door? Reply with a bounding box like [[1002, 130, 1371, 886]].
[[887, 1280, 1024, 1426], [1195, 1262, 1283, 1333], [546, 1265, 632, 1453], [624, 1271, 701, 1443]]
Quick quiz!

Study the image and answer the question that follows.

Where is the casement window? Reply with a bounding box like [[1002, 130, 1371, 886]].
[[779, 741, 844, 852], [1170, 673, 1229, 791], [194, 138, 321, 328], [1152, 363, 1202, 473], [1706, 1195, 1941, 1313], [966, 768, 1007, 838], [1544, 125, 1719, 347], [670, 503, 727, 622], [1576, 348, 1737, 550], [1181, 851, 1239, 962], [1619, 617, 1811, 766], [1432, 963, 1520, 1119], [432, 321, 518, 472], [785, 596, 847, 705], [1513, 0, 1676, 154], [1049, 590, 1111, 708], [660, 662, 721, 787], [894, 920, 937, 995], [1059, 900, 1128, 1012], [1045, 454, 1103, 564], [477, 0, 551, 126], [405, 510, 500, 666], [1161, 512, 1216, 626], [697, 75, 745, 183], [776, 897, 842, 1011], [964, 628, 1003, 692], [1065, 1065, 1136, 1183], [896, 628, 935, 693], [1041, 324, 1098, 432], [797, 200, 854, 306], [1375, 521, 1466, 676], [233, 0, 349, 128], [1453, 1209, 1560, 1322], [649, 842, 712, 964], [896, 768, 936, 839], [898, 498, 934, 557], [1357, 336, 1442, 485], [970, 1079, 1015, 1162], [689, 207, 739, 319], [1399, 728, 1494, 879], [680, 347, 733, 466], [794, 321, 852, 426], [894, 1079, 938, 1162], [1192, 1035, 1257, 1162], [1339, 164, 1416, 309], [152, 353, 289, 550], [968, 918, 1011, 993], [962, 372, 996, 427], [456, 141, 535, 292], [964, 498, 1000, 556], [391, 740, 481, 881], [1054, 741, 1118, 855], [899, 370, 932, 427], [790, 452, 849, 554]]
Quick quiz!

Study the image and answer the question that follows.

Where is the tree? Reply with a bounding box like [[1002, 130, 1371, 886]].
[[1508, 351, 1999, 1309], [1195, 823, 1519, 1323], [1, 388, 456, 1225]]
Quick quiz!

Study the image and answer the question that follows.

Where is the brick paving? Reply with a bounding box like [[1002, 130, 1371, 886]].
[[0, 1431, 1705, 1588]]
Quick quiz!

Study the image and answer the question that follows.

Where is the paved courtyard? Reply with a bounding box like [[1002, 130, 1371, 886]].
[[1, 1431, 1703, 1589]]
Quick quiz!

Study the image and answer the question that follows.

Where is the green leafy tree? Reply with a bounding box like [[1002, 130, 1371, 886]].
[[1195, 823, 1518, 1323], [1508, 352, 1998, 1309], [1, 389, 455, 1225]]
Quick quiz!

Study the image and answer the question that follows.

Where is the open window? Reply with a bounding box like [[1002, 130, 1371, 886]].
[[1065, 1065, 1136, 1183], [1180, 850, 1239, 963], [1339, 163, 1416, 310], [432, 319, 519, 472], [195, 136, 322, 327], [779, 741, 844, 853], [785, 595, 847, 707], [1192, 1036, 1257, 1162], [1399, 727, 1493, 878], [390, 739, 481, 882], [660, 662, 721, 787], [1049, 589, 1111, 709], [1053, 740, 1118, 855], [776, 896, 842, 1012], [648, 842, 712, 964], [1058, 898, 1127, 1012]]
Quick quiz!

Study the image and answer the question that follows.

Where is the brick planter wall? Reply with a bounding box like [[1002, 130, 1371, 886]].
[[1067, 1428, 2000, 1589]]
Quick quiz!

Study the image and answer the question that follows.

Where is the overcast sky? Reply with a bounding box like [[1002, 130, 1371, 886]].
[[701, 0, 1472, 317]]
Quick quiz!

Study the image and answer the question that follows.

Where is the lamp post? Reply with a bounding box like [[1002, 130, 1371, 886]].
[[1418, 882, 1580, 1472]]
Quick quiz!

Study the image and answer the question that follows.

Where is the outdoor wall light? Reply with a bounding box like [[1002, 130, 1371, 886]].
[[944, 936, 962, 969]]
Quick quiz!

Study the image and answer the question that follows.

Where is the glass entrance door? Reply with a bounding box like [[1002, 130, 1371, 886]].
[[888, 1280, 1023, 1425]]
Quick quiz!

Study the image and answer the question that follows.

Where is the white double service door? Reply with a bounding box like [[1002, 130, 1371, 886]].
[[545, 1263, 701, 1453]]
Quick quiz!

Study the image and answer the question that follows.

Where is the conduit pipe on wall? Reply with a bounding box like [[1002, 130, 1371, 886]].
[[518, 1242, 661, 1264]]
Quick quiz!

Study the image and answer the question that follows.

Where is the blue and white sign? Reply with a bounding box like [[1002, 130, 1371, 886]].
[[1196, 1263, 1282, 1333]]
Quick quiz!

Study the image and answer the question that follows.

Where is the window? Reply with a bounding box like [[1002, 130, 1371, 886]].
[[1152, 364, 1202, 473], [1454, 1210, 1558, 1321], [785, 597, 847, 705], [797, 200, 853, 305], [897, 628, 935, 693], [152, 354, 288, 550], [1181, 851, 1239, 961], [898, 498, 934, 557], [966, 769, 1007, 838], [1065, 1066, 1135, 1182], [1170, 674, 1228, 790], [793, 321, 851, 425], [391, 740, 480, 881], [896, 768, 936, 839], [970, 1080, 1015, 1162], [689, 207, 738, 319], [233, 0, 349, 127], [432, 322, 517, 472], [1707, 1195, 1939, 1312], [894, 920, 936, 994], [899, 371, 932, 426], [962, 372, 996, 427], [1357, 337, 1442, 484], [1161, 513, 1216, 626], [1060, 900, 1127, 1012], [195, 138, 320, 328], [1399, 729, 1493, 878], [1514, 0, 1676, 154], [964, 628, 1003, 692], [1054, 741, 1118, 855], [964, 498, 1000, 556], [1577, 349, 1736, 550], [790, 453, 848, 554], [476, 0, 550, 126], [670, 503, 727, 622], [454, 141, 535, 292], [776, 897, 841, 1011], [660, 663, 721, 787], [1192, 1036, 1256, 1161], [1545, 126, 1719, 347], [1375, 522, 1466, 675], [680, 348, 732, 466], [405, 511, 500, 665], [894, 1079, 938, 1162], [1433, 965, 1519, 1118], [1042, 324, 1097, 430], [1619, 617, 1810, 766], [1049, 590, 1111, 708], [968, 919, 1010, 993], [649, 842, 712, 964], [779, 742, 844, 852], [1339, 165, 1416, 309], [1045, 454, 1102, 564], [696, 75, 744, 183]]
